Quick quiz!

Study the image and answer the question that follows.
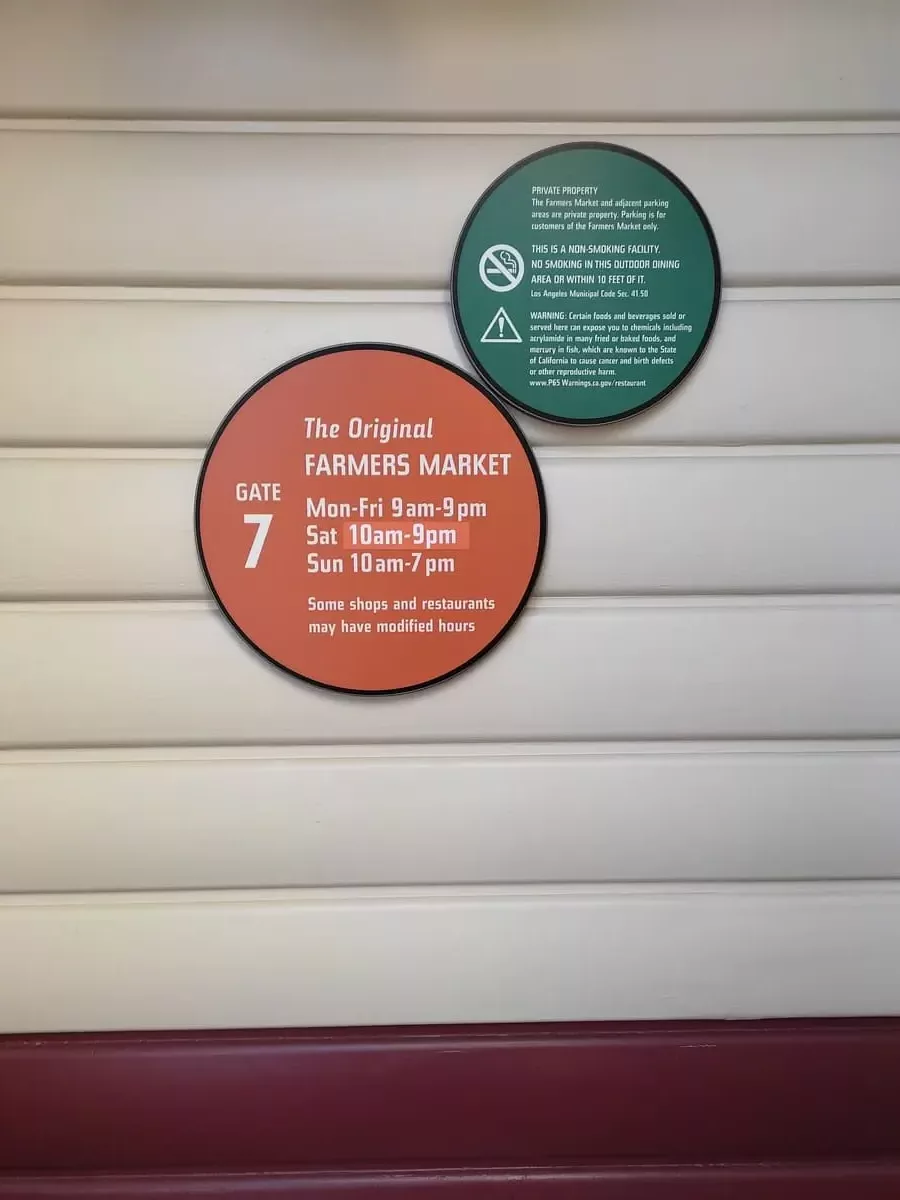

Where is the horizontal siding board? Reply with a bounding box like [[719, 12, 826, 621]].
[[1, 0, 897, 119], [1, 882, 899, 1030], [2, 291, 897, 447], [3, 1020, 900, 1173], [5, 448, 900, 599], [3, 745, 900, 890], [2, 1165, 900, 1197], [1, 132, 897, 285], [2, 599, 900, 748]]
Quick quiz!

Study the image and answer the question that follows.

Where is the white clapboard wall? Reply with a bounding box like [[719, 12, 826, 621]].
[[1, 0, 899, 1033]]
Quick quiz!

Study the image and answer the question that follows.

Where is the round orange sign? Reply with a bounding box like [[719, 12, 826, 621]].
[[195, 345, 546, 694]]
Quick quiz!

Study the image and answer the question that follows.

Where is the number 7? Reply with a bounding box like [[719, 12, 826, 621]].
[[243, 514, 273, 568]]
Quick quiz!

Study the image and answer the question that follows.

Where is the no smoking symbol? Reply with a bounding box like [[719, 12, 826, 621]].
[[479, 244, 524, 292]]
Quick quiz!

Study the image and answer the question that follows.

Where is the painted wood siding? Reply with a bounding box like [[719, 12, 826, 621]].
[[0, 0, 898, 1032]]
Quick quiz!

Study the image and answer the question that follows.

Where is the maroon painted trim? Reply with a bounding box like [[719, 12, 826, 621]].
[[2, 1019, 899, 1194], [2, 1165, 900, 1199]]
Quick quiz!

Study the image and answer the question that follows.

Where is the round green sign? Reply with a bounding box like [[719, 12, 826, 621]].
[[452, 143, 721, 425]]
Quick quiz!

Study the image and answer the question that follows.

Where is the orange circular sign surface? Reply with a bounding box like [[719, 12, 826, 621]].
[[196, 346, 546, 694]]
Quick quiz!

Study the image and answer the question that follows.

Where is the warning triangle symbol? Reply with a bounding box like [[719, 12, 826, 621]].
[[480, 306, 522, 344]]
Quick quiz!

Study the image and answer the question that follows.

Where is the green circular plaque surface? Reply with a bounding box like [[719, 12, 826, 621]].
[[452, 143, 721, 425]]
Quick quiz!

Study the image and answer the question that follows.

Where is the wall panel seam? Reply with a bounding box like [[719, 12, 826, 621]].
[[4, 880, 900, 907], [4, 596, 900, 614], [4, 739, 900, 764], [6, 445, 900, 461], [2, 119, 899, 137], [2, 285, 900, 304]]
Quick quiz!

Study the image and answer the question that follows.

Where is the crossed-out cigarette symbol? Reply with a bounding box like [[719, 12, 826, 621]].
[[479, 244, 524, 292]]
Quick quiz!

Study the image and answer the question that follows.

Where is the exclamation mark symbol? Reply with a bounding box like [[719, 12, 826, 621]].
[[480, 307, 521, 344]]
